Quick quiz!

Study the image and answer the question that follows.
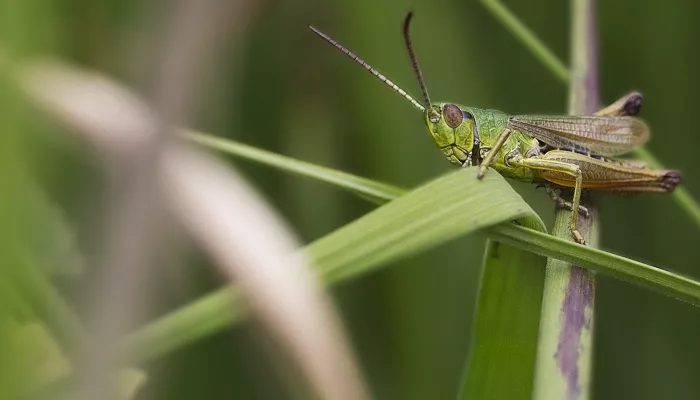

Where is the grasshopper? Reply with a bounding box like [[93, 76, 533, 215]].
[[310, 12, 681, 244]]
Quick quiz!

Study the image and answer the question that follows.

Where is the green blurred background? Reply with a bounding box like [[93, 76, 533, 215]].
[[3, 0, 700, 398]]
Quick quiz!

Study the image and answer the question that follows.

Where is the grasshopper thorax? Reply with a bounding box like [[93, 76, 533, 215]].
[[426, 103, 478, 166]]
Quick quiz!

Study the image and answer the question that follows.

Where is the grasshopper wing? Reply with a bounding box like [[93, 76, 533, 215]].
[[508, 115, 649, 156]]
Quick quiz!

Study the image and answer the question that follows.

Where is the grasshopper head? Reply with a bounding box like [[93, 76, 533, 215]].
[[425, 103, 477, 166], [310, 13, 479, 166]]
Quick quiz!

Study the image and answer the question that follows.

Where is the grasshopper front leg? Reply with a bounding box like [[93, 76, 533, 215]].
[[516, 157, 586, 244], [545, 183, 590, 217], [477, 128, 512, 179]]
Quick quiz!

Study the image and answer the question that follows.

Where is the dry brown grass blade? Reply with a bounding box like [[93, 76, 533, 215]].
[[18, 61, 370, 400]]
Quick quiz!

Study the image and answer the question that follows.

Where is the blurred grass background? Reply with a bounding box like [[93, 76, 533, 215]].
[[3, 0, 700, 398]]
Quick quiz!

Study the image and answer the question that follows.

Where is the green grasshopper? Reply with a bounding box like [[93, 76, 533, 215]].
[[310, 12, 681, 244]]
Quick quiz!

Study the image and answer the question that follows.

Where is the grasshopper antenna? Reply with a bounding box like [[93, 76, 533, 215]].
[[309, 25, 426, 113], [403, 12, 437, 120]]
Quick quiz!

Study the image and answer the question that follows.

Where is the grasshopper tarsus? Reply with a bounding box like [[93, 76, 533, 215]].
[[578, 204, 590, 217], [545, 183, 590, 217], [572, 229, 587, 246]]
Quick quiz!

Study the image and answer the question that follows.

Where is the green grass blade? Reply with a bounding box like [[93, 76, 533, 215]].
[[532, 0, 599, 397], [189, 134, 700, 305], [125, 289, 247, 365], [459, 240, 546, 399], [307, 170, 545, 284], [126, 136, 700, 365], [126, 169, 545, 363], [532, 221, 597, 400]]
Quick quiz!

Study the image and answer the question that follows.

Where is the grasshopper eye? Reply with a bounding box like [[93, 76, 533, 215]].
[[443, 104, 463, 128]]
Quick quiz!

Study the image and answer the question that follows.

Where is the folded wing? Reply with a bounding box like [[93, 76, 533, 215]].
[[509, 115, 649, 156]]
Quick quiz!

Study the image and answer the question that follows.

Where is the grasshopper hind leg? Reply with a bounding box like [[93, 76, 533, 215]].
[[594, 91, 643, 117]]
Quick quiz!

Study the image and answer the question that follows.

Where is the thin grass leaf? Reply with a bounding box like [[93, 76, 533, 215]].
[[480, 0, 570, 83], [183, 130, 404, 203], [488, 224, 700, 305], [633, 147, 700, 228]]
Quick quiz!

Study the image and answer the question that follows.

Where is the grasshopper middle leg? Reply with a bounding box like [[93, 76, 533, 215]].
[[516, 157, 587, 244], [545, 182, 590, 217]]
